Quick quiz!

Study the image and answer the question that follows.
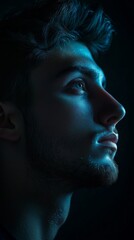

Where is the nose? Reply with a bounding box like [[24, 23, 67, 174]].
[[96, 89, 126, 127]]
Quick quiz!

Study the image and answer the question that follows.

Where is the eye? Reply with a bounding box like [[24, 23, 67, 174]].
[[67, 79, 87, 92]]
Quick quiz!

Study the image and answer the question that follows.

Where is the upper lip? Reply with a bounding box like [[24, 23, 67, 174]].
[[98, 133, 119, 144]]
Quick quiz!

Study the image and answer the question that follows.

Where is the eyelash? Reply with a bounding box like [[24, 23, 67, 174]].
[[66, 78, 106, 95], [68, 79, 87, 92]]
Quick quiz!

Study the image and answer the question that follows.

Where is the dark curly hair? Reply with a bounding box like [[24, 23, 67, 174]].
[[0, 0, 114, 112]]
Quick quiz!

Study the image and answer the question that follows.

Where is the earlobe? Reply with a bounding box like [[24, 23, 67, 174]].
[[0, 102, 22, 142], [0, 127, 21, 141]]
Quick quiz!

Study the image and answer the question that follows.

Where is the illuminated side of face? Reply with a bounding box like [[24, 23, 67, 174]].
[[24, 41, 126, 189]]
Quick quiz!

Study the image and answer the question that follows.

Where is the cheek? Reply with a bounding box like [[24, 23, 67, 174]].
[[35, 95, 94, 137]]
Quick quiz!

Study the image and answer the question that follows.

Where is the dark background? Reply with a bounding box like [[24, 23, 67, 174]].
[[0, 1, 133, 239]]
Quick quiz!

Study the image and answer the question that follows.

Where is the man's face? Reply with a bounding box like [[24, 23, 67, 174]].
[[24, 41, 126, 189]]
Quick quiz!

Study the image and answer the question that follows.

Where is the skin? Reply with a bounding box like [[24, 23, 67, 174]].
[[0, 41, 126, 240]]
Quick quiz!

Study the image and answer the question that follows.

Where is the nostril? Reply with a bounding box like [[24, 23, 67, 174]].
[[115, 103, 126, 123], [107, 116, 118, 125], [107, 108, 126, 125], [98, 103, 126, 127], [93, 86, 126, 127]]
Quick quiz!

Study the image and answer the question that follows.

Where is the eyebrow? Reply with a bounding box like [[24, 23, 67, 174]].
[[55, 65, 106, 88]]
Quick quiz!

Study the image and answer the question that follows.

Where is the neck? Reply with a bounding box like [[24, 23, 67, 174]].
[[0, 142, 74, 240], [0, 175, 73, 240]]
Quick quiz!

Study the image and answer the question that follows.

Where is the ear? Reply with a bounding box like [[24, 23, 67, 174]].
[[0, 102, 23, 142]]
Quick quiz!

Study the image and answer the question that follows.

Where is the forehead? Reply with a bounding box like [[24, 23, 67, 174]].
[[30, 41, 104, 86]]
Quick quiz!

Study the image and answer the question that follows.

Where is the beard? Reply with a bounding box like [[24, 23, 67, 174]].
[[23, 108, 119, 191]]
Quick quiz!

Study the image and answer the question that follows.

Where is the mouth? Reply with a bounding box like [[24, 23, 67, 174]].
[[97, 133, 118, 152], [98, 140, 117, 151]]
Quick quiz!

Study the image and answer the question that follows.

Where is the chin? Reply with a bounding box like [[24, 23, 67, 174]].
[[86, 154, 119, 187], [67, 157, 119, 190], [96, 162, 119, 187]]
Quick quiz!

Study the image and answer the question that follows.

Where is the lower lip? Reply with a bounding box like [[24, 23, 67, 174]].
[[98, 141, 117, 151]]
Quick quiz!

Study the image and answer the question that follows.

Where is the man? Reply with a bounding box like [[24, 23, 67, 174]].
[[0, 0, 126, 239]]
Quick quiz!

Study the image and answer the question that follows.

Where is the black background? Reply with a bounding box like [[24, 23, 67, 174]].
[[0, 1, 133, 239]]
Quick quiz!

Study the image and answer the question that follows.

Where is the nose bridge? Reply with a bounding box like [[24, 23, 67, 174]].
[[96, 87, 126, 126]]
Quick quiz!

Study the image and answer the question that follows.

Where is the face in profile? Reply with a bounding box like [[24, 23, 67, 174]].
[[24, 41, 126, 190]]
